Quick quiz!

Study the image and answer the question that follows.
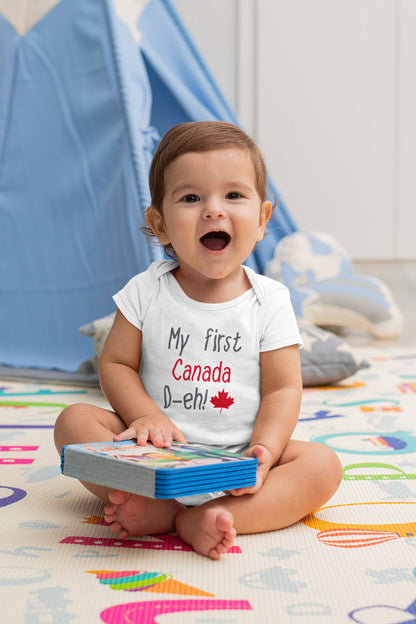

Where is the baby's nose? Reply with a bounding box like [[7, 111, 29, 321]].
[[203, 198, 225, 219]]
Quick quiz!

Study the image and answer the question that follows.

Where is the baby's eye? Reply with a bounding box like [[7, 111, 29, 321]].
[[226, 192, 242, 200], [182, 194, 200, 203]]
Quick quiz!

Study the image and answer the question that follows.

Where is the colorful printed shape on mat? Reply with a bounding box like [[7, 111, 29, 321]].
[[299, 409, 345, 423], [81, 515, 110, 526], [87, 570, 215, 597], [349, 597, 416, 623], [0, 400, 68, 409], [100, 600, 252, 624], [343, 462, 416, 480], [303, 501, 416, 538], [398, 382, 416, 394], [0, 486, 26, 508], [0, 566, 51, 585], [360, 406, 402, 412], [60, 535, 241, 554], [313, 431, 416, 455], [317, 529, 399, 548], [0, 388, 86, 397], [323, 398, 399, 408], [25, 587, 75, 622], [0, 446, 39, 465], [87, 570, 214, 596], [240, 565, 307, 592]]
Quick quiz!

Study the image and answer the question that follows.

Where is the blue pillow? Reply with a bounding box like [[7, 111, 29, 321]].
[[266, 231, 403, 338]]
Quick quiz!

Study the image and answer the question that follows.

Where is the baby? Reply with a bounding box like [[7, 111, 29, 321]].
[[54, 121, 342, 559]]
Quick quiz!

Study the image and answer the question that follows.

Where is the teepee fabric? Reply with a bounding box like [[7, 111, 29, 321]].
[[0, 0, 296, 372]]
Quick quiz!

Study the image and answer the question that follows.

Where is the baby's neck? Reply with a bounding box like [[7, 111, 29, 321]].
[[172, 266, 251, 303]]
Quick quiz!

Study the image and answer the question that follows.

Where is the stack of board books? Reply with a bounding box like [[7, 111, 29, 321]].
[[61, 440, 258, 499]]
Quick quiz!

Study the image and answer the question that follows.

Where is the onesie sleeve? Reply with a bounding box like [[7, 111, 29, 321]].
[[259, 282, 303, 352], [113, 267, 155, 330]]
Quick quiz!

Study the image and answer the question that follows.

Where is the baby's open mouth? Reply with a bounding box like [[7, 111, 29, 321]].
[[200, 231, 231, 251]]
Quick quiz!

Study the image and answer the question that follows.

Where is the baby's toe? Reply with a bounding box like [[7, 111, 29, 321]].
[[109, 522, 121, 534]]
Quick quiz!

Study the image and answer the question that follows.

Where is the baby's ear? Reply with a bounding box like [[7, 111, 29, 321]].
[[146, 206, 170, 244], [257, 200, 273, 241]]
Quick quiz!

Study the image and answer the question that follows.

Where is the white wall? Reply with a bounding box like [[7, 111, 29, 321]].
[[397, 0, 416, 259], [174, 0, 416, 260]]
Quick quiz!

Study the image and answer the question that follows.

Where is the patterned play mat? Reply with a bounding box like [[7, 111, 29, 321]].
[[1, 349, 416, 623]]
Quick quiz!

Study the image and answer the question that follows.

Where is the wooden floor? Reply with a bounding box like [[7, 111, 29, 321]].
[[347, 261, 416, 348]]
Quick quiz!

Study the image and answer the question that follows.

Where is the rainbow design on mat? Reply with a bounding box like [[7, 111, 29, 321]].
[[87, 570, 214, 596]]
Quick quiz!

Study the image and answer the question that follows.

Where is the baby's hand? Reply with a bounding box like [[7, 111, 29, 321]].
[[228, 444, 274, 496], [114, 413, 186, 448]]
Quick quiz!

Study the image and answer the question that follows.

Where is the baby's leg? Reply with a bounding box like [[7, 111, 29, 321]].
[[176, 440, 341, 556], [221, 439, 342, 534], [54, 403, 185, 534], [54, 402, 130, 501], [54, 403, 126, 451]]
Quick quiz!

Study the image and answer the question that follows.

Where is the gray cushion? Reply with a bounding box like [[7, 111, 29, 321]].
[[299, 319, 369, 386]]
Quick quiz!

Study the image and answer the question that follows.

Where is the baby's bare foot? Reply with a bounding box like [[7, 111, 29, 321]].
[[176, 506, 236, 560], [104, 490, 184, 538]]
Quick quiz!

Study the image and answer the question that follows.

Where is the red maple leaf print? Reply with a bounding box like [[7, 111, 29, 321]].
[[210, 389, 234, 413]]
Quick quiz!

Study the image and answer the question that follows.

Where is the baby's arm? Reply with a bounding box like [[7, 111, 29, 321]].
[[230, 344, 302, 495], [98, 309, 186, 447]]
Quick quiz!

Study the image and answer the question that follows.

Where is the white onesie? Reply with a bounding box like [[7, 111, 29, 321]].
[[113, 260, 302, 454]]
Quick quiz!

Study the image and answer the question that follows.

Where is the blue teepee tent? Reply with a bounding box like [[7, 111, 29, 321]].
[[0, 0, 297, 372]]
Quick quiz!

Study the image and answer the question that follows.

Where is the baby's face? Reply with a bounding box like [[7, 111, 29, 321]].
[[155, 148, 271, 292]]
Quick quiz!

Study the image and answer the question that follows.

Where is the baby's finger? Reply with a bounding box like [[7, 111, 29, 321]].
[[172, 429, 187, 444], [228, 487, 246, 496], [135, 427, 151, 446], [228, 485, 257, 496], [148, 427, 172, 448], [113, 427, 137, 442]]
